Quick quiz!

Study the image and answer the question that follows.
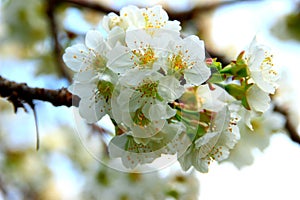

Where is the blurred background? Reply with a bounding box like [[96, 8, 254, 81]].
[[1, 0, 300, 199]]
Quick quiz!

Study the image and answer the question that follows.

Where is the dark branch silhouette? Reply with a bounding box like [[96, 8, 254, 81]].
[[46, 0, 72, 82], [62, 0, 261, 21], [274, 105, 300, 145], [0, 76, 79, 111]]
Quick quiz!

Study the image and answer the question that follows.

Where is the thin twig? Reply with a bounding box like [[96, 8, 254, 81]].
[[32, 104, 40, 150], [0, 176, 7, 197]]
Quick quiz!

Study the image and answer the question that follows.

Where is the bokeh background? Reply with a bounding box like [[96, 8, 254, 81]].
[[1, 0, 300, 199]]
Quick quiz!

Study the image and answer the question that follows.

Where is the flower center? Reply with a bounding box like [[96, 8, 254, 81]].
[[262, 53, 278, 76], [132, 107, 151, 127], [126, 136, 151, 153], [87, 48, 107, 72], [96, 80, 114, 102], [132, 46, 157, 67], [171, 53, 187, 71], [168, 51, 192, 77], [142, 10, 166, 30], [135, 80, 159, 98], [95, 55, 106, 68]]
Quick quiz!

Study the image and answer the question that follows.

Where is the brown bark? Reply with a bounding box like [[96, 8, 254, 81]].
[[0, 76, 79, 111]]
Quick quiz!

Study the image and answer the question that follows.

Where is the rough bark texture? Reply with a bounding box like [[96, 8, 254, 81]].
[[0, 76, 80, 111]]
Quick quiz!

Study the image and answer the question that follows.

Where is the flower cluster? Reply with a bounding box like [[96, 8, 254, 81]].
[[63, 5, 280, 172]]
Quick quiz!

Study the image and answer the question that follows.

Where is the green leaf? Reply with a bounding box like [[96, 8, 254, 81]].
[[241, 96, 250, 110], [220, 64, 233, 74], [208, 72, 225, 83], [225, 84, 245, 100], [220, 51, 250, 78]]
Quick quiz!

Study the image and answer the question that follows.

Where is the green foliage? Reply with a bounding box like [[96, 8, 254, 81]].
[[207, 59, 226, 83], [220, 52, 250, 78], [2, 0, 48, 47], [285, 11, 300, 41], [271, 9, 300, 42], [36, 53, 59, 76]]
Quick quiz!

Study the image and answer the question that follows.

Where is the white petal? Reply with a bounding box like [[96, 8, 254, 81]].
[[121, 152, 139, 169], [107, 26, 125, 47], [119, 69, 151, 86], [193, 156, 209, 173], [79, 97, 106, 123], [251, 71, 273, 93], [165, 20, 181, 32], [85, 30, 105, 52], [63, 44, 89, 72], [178, 146, 193, 171], [130, 119, 165, 138], [213, 146, 230, 161], [214, 106, 231, 133], [247, 85, 270, 113], [195, 132, 219, 155], [126, 29, 152, 50], [185, 63, 211, 86], [73, 70, 96, 82], [120, 5, 144, 28], [68, 83, 94, 98], [248, 47, 265, 71], [107, 44, 133, 74], [147, 103, 176, 120], [158, 76, 185, 101], [149, 5, 168, 21], [182, 35, 205, 60], [101, 15, 111, 31], [108, 134, 127, 158]]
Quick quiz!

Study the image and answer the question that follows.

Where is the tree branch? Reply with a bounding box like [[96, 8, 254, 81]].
[[274, 104, 300, 145], [62, 0, 261, 21], [63, 0, 116, 14], [1, 75, 299, 146], [46, 0, 72, 82], [0, 76, 79, 111], [0, 175, 7, 197]]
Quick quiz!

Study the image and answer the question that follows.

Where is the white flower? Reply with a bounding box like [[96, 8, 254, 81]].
[[166, 172, 199, 200], [163, 35, 211, 86], [84, 165, 199, 200], [111, 73, 183, 139], [102, 5, 181, 34], [102, 5, 144, 32], [106, 26, 126, 47], [197, 84, 236, 112], [63, 30, 115, 123], [179, 106, 240, 172], [140, 5, 181, 33], [224, 105, 285, 169], [108, 123, 188, 169], [109, 133, 158, 169], [107, 29, 175, 75], [246, 37, 279, 94], [63, 30, 109, 73]]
